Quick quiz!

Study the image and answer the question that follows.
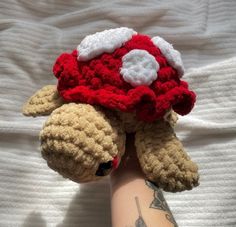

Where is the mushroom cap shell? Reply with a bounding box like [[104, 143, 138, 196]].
[[53, 34, 195, 122]]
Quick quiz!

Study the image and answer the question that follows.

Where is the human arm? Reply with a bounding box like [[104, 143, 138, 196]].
[[110, 134, 178, 227]]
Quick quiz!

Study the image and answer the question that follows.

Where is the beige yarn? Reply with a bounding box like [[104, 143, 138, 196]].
[[117, 109, 178, 133], [116, 111, 145, 133], [135, 120, 199, 192], [23, 85, 199, 192], [22, 85, 64, 117], [40, 103, 126, 183], [163, 109, 178, 127]]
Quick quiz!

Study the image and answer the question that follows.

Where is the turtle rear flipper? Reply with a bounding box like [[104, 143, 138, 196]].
[[22, 85, 64, 117]]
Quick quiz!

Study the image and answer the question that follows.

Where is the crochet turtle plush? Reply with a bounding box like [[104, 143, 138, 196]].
[[23, 27, 199, 192]]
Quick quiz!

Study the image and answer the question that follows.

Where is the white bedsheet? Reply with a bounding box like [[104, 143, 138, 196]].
[[0, 0, 236, 226]]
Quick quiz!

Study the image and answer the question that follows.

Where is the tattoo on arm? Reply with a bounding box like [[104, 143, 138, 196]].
[[134, 196, 147, 227], [145, 180, 178, 227]]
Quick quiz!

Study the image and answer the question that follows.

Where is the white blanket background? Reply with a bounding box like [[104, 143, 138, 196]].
[[0, 0, 236, 226]]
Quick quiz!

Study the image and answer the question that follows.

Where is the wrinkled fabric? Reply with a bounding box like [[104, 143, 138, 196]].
[[0, 0, 236, 226]]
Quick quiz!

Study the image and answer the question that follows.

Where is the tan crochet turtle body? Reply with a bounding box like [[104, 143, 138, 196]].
[[23, 85, 199, 192]]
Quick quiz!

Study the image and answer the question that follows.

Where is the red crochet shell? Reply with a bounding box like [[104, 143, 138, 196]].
[[53, 34, 196, 122]]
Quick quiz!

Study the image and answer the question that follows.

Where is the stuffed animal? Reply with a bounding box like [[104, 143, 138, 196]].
[[22, 27, 199, 192]]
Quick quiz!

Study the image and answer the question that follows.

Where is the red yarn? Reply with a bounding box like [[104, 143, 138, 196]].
[[112, 156, 119, 170], [53, 34, 196, 122]]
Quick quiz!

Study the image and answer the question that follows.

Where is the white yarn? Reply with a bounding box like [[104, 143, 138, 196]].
[[151, 36, 184, 77], [77, 27, 137, 61], [120, 49, 159, 87]]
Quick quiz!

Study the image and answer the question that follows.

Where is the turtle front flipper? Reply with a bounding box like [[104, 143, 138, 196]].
[[22, 85, 64, 117], [40, 103, 126, 183], [135, 121, 199, 192]]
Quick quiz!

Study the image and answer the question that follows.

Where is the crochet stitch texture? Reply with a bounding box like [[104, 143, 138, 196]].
[[53, 34, 196, 122], [22, 27, 199, 192]]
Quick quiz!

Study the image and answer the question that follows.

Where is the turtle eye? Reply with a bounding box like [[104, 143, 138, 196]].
[[120, 49, 159, 87], [95, 161, 113, 176]]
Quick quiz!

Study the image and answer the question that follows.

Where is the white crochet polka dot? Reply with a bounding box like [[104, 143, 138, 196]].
[[120, 49, 159, 87], [77, 27, 137, 61], [151, 36, 184, 77]]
